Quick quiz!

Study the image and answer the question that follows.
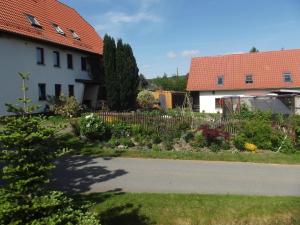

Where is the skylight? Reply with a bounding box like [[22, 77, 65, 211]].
[[53, 24, 65, 35], [245, 75, 253, 84], [70, 30, 80, 40], [26, 14, 42, 27], [283, 72, 292, 83], [217, 75, 224, 85]]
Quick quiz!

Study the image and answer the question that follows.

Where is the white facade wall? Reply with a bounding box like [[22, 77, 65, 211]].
[[198, 89, 294, 113], [0, 34, 93, 115]]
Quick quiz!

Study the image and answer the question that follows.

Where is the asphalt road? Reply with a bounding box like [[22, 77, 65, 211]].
[[52, 156, 300, 196]]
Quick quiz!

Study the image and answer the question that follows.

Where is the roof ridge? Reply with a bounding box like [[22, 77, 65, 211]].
[[192, 48, 300, 60]]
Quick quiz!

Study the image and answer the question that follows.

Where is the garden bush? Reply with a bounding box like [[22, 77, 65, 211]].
[[233, 119, 289, 151], [48, 95, 83, 118], [110, 121, 132, 138], [190, 132, 207, 148], [198, 124, 230, 150], [137, 90, 156, 109], [80, 113, 110, 141]]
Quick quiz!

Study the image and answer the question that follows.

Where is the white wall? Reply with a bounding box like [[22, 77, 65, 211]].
[[0, 34, 92, 115], [198, 90, 281, 113]]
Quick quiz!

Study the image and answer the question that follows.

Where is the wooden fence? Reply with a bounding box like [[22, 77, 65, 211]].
[[98, 112, 239, 135]]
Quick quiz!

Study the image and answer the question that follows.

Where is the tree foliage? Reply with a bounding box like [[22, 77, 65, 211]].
[[138, 74, 149, 90], [149, 74, 187, 92], [0, 73, 100, 224], [103, 34, 119, 111], [250, 47, 259, 53], [103, 35, 139, 111], [117, 40, 139, 110]]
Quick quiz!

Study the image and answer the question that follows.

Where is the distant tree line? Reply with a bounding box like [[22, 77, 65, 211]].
[[149, 74, 187, 92], [103, 34, 139, 111]]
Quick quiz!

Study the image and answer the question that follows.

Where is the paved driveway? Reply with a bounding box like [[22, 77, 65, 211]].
[[52, 156, 300, 196]]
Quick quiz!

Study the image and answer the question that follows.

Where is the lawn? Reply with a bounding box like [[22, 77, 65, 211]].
[[76, 146, 300, 165], [80, 193, 300, 225]]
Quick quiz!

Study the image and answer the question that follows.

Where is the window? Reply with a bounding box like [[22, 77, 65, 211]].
[[67, 54, 73, 69], [283, 72, 292, 82], [55, 84, 62, 98], [70, 29, 80, 40], [36, 47, 44, 65], [245, 75, 253, 84], [53, 24, 65, 35], [217, 76, 224, 85], [53, 51, 60, 67], [38, 83, 46, 100], [215, 98, 224, 109], [68, 85, 74, 97], [26, 14, 42, 27], [81, 57, 87, 71]]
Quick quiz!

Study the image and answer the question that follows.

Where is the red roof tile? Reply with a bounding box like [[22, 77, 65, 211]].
[[0, 0, 103, 54], [187, 49, 300, 91]]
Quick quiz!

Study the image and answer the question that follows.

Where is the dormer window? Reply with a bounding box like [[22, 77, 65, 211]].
[[283, 72, 292, 83], [53, 24, 65, 35], [245, 75, 253, 84], [70, 30, 80, 40], [217, 75, 224, 86], [26, 14, 42, 27]]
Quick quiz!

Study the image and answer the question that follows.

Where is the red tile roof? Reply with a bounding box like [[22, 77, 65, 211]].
[[187, 49, 300, 91], [0, 0, 103, 54]]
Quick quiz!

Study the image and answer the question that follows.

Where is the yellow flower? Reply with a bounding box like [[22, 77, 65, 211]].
[[244, 143, 257, 153]]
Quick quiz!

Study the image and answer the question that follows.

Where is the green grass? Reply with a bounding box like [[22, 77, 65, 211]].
[[58, 133, 300, 165], [79, 192, 300, 225]]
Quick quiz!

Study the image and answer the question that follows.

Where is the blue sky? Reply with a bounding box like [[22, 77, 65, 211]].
[[60, 0, 300, 78]]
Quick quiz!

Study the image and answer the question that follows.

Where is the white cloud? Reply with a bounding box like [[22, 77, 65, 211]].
[[90, 0, 163, 36], [105, 11, 161, 24], [181, 50, 200, 58], [167, 51, 177, 59]]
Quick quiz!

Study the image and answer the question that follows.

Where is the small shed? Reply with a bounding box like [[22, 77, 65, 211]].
[[151, 90, 186, 109]]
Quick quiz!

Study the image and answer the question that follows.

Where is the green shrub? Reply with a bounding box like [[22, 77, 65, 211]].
[[181, 131, 194, 143], [48, 95, 83, 118], [110, 122, 131, 138], [119, 137, 135, 148], [80, 113, 110, 141], [151, 133, 162, 144], [278, 136, 296, 153], [191, 132, 207, 148], [210, 143, 221, 152], [107, 138, 120, 148], [233, 134, 247, 150], [137, 90, 156, 109]]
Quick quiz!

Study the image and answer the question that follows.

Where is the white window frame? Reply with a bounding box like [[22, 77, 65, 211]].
[[70, 30, 80, 40], [26, 14, 41, 27], [53, 24, 65, 35]]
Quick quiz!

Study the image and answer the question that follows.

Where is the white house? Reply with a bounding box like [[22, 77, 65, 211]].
[[0, 0, 104, 115], [187, 49, 300, 113]]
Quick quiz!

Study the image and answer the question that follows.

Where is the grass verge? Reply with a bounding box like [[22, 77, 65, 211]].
[[77, 147, 300, 165], [56, 134, 300, 165], [79, 192, 300, 225]]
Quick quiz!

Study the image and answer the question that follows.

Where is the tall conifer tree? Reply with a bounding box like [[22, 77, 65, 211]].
[[103, 34, 120, 111], [116, 40, 139, 110]]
